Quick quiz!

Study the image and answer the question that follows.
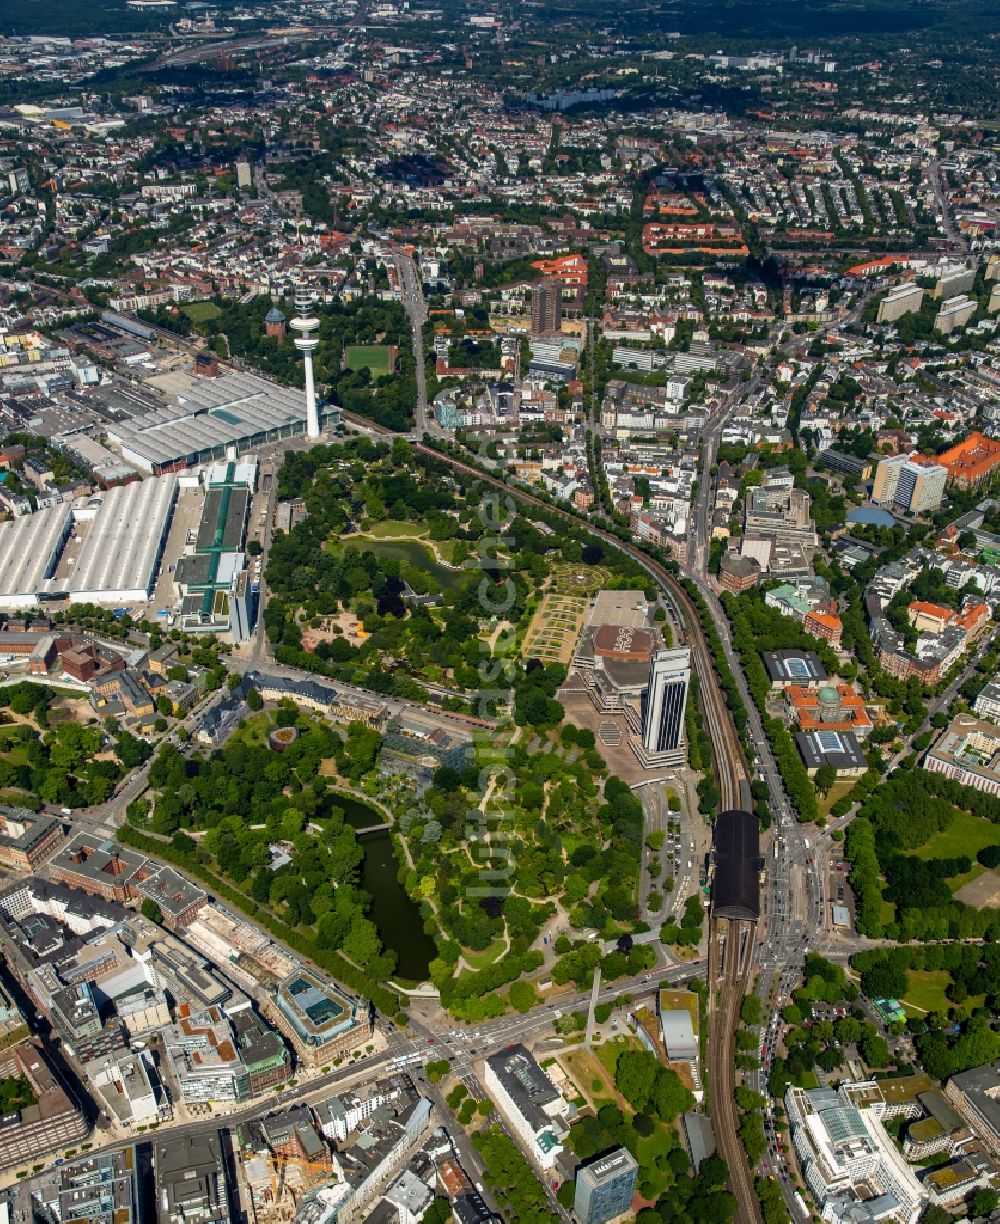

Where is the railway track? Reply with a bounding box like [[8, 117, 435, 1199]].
[[338, 430, 762, 1220], [406, 442, 749, 798], [710, 914, 761, 1224]]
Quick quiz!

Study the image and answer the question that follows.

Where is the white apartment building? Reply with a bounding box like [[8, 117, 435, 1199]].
[[973, 681, 1000, 724], [315, 1083, 403, 1143], [482, 1044, 567, 1170]]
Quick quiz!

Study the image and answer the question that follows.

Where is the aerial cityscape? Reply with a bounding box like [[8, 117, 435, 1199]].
[[0, 1, 1000, 1223]]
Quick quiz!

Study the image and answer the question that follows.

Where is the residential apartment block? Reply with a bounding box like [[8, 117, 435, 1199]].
[[482, 1044, 567, 1171], [924, 714, 1000, 797]]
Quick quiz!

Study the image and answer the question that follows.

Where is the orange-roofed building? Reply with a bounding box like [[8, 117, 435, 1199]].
[[908, 598, 990, 640], [957, 601, 991, 638], [439, 1158, 473, 1199], [908, 601, 956, 635], [785, 684, 872, 739], [530, 253, 588, 287], [936, 431, 1000, 490], [804, 609, 843, 646]]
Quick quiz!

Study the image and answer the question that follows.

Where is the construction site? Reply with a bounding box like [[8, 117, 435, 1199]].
[[239, 1107, 337, 1222]]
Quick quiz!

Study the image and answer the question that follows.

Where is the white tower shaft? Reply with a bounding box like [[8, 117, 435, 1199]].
[[291, 286, 321, 440], [303, 349, 319, 438]]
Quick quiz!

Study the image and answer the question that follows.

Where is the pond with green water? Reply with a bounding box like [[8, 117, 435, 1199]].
[[319, 790, 436, 983]]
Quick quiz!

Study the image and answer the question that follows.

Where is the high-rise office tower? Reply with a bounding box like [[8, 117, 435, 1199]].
[[574, 1148, 639, 1224], [641, 647, 691, 758], [531, 278, 563, 336], [291, 286, 321, 439]]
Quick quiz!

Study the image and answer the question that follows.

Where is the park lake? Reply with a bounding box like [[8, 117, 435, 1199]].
[[329, 536, 465, 593], [321, 790, 436, 983]]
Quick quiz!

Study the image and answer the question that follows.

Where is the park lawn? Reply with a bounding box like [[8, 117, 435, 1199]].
[[575, 1034, 680, 1199], [902, 970, 954, 1015], [365, 521, 428, 539], [548, 562, 615, 596], [594, 1034, 641, 1082], [818, 778, 854, 819], [909, 807, 1000, 863], [435, 539, 466, 565], [558, 1047, 624, 1110], [328, 536, 465, 593], [346, 344, 392, 373], [0, 723, 31, 738], [947, 862, 985, 891], [462, 939, 507, 971], [228, 712, 276, 747], [902, 971, 985, 1017], [183, 300, 222, 323], [0, 788, 32, 805]]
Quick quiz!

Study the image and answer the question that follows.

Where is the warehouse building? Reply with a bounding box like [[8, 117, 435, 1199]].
[[0, 476, 177, 608], [64, 478, 178, 604], [107, 370, 340, 475]]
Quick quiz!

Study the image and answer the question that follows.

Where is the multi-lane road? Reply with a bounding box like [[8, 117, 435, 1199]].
[[394, 251, 432, 435]]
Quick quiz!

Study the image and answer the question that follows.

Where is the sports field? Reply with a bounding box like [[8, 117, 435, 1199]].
[[346, 345, 394, 374], [183, 300, 222, 323]]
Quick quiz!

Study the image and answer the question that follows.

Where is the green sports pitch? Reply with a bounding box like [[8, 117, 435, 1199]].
[[346, 345, 394, 373]]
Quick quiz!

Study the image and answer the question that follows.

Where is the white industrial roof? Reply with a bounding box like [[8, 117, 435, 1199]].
[[65, 477, 178, 601], [660, 1009, 698, 1060], [0, 476, 177, 607], [740, 537, 773, 568], [205, 459, 257, 488], [108, 371, 307, 468], [0, 504, 73, 603]]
